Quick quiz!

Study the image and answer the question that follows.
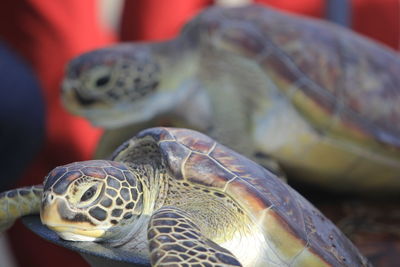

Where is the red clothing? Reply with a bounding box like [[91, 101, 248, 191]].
[[352, 0, 399, 50], [120, 0, 213, 41], [255, 0, 324, 17], [0, 1, 114, 266]]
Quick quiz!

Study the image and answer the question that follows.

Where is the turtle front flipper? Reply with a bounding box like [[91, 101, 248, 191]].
[[148, 206, 242, 267], [0, 185, 43, 232]]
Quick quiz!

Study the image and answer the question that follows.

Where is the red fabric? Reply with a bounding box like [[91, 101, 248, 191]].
[[120, 0, 213, 41], [258, 0, 400, 51], [352, 0, 399, 50], [255, 0, 324, 17], [256, 0, 400, 50], [0, 0, 115, 266]]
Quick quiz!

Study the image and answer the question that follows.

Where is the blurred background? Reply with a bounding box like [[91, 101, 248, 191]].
[[0, 0, 398, 266]]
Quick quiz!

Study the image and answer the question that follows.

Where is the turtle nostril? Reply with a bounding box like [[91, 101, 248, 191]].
[[62, 78, 81, 94], [42, 193, 54, 208], [74, 89, 96, 106], [96, 76, 110, 87]]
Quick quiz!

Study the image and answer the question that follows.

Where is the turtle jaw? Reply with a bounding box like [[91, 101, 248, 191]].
[[61, 81, 96, 120], [47, 226, 105, 242], [61, 85, 135, 129], [40, 198, 106, 242], [62, 82, 195, 129]]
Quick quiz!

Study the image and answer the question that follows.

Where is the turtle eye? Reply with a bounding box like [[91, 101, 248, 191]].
[[96, 75, 110, 87], [80, 185, 97, 202], [85, 65, 113, 90]]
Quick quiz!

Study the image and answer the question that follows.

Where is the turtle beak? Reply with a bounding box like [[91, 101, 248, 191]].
[[61, 79, 84, 113], [40, 197, 64, 227], [40, 198, 105, 241]]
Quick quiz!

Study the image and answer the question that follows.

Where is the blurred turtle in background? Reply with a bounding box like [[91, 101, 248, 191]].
[[62, 4, 400, 194]]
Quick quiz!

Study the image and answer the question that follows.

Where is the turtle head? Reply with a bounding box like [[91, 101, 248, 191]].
[[62, 42, 197, 128], [40, 160, 144, 242]]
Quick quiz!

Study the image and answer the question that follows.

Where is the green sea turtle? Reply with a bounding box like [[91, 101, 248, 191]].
[[0, 127, 369, 266], [61, 4, 400, 194]]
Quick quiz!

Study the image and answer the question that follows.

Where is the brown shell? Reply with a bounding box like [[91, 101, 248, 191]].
[[184, 5, 400, 148], [112, 127, 369, 266]]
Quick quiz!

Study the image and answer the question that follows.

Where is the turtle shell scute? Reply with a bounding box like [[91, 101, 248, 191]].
[[184, 152, 235, 188], [210, 143, 276, 182], [167, 128, 215, 154], [159, 141, 192, 180], [137, 127, 175, 142]]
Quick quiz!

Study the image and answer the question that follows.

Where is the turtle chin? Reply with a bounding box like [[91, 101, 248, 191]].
[[86, 100, 173, 129], [58, 232, 97, 242], [48, 225, 105, 242], [41, 199, 106, 242], [88, 112, 137, 129]]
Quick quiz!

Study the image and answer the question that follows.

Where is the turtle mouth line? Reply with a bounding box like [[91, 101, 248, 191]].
[[45, 223, 106, 241]]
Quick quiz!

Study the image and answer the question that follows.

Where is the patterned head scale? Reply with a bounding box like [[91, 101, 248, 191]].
[[62, 44, 161, 128], [64, 44, 160, 104], [41, 160, 143, 241]]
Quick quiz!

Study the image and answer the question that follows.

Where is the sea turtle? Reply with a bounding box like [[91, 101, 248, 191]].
[[61, 4, 400, 194], [0, 127, 369, 266]]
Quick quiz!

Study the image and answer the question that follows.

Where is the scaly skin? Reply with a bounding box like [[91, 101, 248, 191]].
[[0, 185, 42, 232]]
